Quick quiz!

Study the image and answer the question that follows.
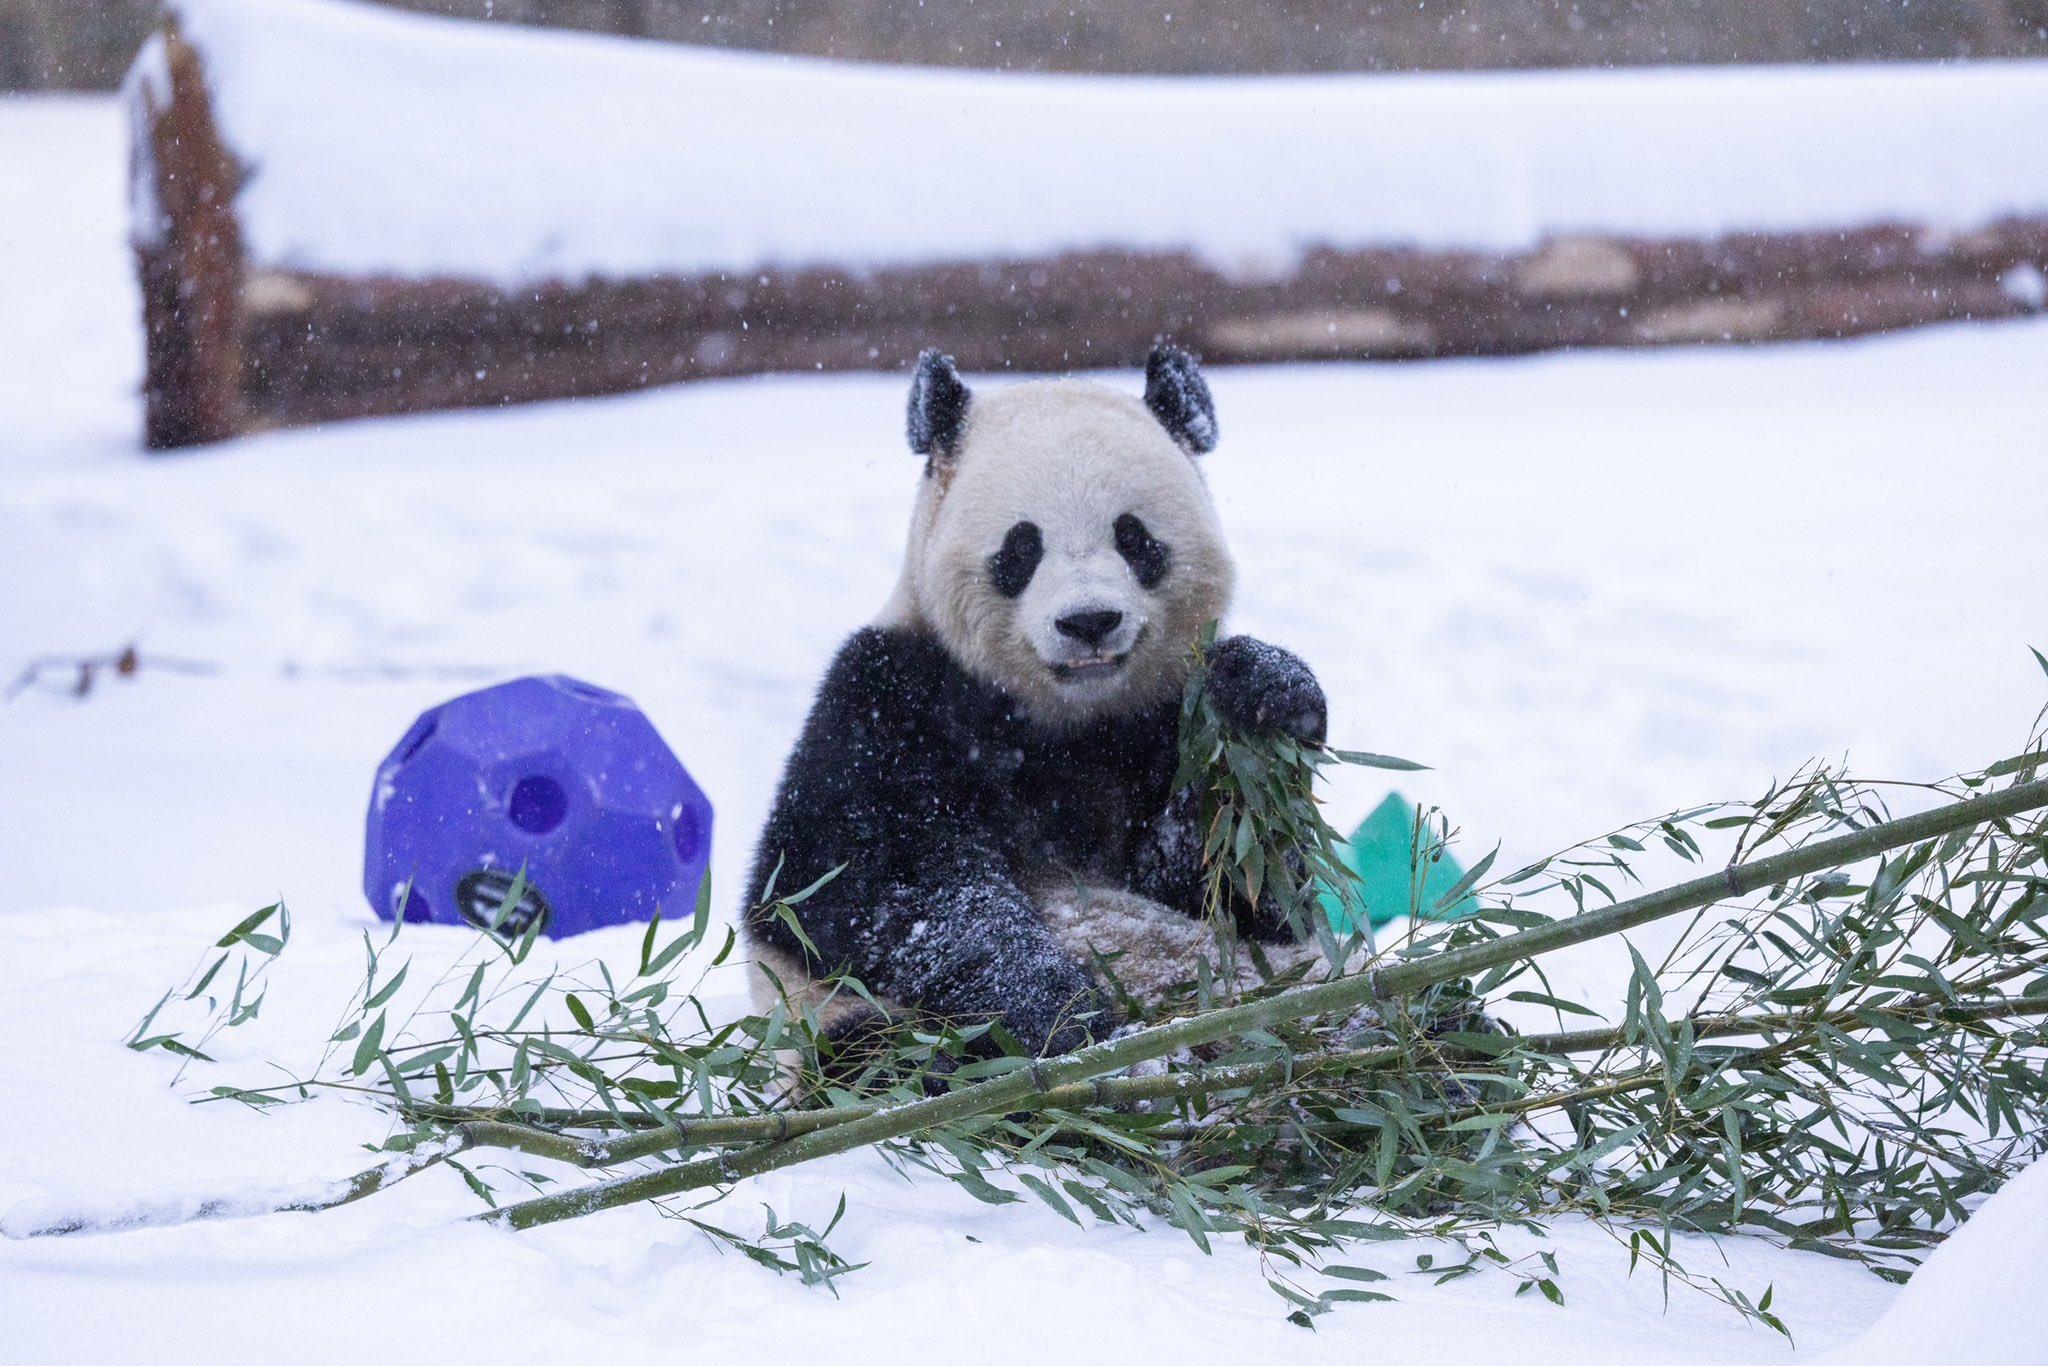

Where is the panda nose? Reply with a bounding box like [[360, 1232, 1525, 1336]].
[[1055, 609, 1124, 648]]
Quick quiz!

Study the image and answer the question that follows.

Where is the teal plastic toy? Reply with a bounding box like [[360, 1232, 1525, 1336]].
[[1318, 792, 1480, 933]]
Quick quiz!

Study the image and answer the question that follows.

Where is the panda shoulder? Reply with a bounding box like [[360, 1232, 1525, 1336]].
[[814, 626, 955, 717]]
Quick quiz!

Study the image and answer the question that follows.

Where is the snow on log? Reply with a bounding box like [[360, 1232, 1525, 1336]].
[[129, 0, 2048, 448]]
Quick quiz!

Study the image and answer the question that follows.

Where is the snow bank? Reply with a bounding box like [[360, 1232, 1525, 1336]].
[[1814, 1157, 2048, 1366], [167, 0, 2048, 286], [0, 1175, 354, 1240]]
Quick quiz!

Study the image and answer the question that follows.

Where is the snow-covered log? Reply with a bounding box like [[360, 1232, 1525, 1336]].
[[128, 0, 2048, 449]]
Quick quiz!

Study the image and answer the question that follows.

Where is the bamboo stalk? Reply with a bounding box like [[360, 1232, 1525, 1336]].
[[404, 989, 2042, 1151], [14, 992, 2038, 1241], [474, 779, 2048, 1231], [1145, 1068, 1673, 1145], [541, 995, 2048, 1168]]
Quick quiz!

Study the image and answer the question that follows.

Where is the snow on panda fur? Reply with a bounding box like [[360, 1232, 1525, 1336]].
[[744, 346, 1329, 1056]]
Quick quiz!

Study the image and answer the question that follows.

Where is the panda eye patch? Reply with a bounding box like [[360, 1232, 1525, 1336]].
[[987, 521, 1044, 598], [1114, 513, 1171, 589]]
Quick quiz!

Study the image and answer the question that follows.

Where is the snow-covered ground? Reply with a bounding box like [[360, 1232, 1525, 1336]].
[[6, 97, 2048, 1364], [149, 0, 2048, 283]]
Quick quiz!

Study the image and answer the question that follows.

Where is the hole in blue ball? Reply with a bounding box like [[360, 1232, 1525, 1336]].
[[395, 716, 438, 765], [508, 775, 568, 835], [554, 678, 627, 706], [672, 806, 703, 864]]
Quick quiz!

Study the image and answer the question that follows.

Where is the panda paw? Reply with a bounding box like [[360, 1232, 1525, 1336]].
[[1205, 636, 1327, 746]]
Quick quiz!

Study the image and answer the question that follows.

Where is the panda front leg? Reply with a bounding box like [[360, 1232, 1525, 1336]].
[[1203, 635, 1328, 747], [792, 864, 1118, 1058], [1132, 633, 1330, 942]]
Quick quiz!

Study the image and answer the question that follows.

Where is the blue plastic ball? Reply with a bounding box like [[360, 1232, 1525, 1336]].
[[363, 675, 712, 938]]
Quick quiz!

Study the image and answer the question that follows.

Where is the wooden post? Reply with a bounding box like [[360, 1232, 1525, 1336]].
[[131, 19, 247, 451]]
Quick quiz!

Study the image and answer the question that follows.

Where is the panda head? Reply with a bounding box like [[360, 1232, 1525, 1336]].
[[885, 345, 1235, 726]]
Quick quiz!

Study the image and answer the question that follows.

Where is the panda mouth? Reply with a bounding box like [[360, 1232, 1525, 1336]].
[[1048, 625, 1145, 685], [1049, 651, 1130, 683]]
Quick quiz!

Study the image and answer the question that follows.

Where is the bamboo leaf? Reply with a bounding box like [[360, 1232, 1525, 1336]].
[[1328, 750, 1429, 772], [351, 1013, 386, 1077]]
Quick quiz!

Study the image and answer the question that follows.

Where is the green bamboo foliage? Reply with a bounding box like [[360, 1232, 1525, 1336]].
[[23, 649, 2048, 1336]]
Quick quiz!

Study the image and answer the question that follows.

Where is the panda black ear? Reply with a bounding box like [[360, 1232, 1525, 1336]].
[[1144, 344, 1217, 455], [908, 349, 972, 458]]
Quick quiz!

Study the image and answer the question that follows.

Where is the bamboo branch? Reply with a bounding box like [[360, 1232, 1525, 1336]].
[[473, 778, 2048, 1231], [558, 996, 2048, 1163], [405, 989, 2044, 1146], [13, 992, 2039, 1241]]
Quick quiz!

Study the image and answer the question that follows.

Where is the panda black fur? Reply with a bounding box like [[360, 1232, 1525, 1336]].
[[744, 346, 1328, 1057]]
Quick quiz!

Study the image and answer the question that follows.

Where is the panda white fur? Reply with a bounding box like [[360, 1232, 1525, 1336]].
[[744, 346, 1328, 1058]]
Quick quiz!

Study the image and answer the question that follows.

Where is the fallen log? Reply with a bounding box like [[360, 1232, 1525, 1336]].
[[127, 0, 2048, 449]]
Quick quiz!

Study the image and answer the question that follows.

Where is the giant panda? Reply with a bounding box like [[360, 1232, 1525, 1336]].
[[744, 346, 1329, 1060]]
